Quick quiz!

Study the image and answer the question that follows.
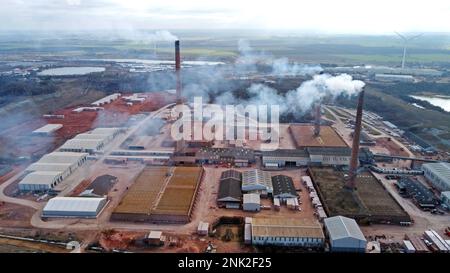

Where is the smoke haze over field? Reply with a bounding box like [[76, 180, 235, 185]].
[[215, 74, 365, 115], [183, 39, 364, 116]]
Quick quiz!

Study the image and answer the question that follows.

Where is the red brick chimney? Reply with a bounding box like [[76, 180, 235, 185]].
[[345, 88, 365, 190]]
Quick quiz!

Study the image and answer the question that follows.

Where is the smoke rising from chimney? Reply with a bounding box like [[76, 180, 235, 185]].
[[215, 73, 365, 116]]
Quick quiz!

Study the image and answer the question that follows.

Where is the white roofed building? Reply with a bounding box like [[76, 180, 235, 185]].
[[18, 171, 64, 191], [324, 216, 367, 253], [19, 152, 88, 192], [25, 162, 72, 180], [38, 152, 88, 169], [422, 163, 450, 192], [59, 139, 104, 154], [90, 127, 121, 140], [243, 193, 261, 212], [32, 124, 63, 136], [74, 133, 109, 141], [91, 93, 121, 106], [42, 197, 107, 218], [59, 128, 122, 154], [242, 170, 273, 194]]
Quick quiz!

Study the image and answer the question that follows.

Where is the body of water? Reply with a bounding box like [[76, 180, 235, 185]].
[[38, 66, 105, 76], [86, 59, 225, 66], [410, 95, 450, 112]]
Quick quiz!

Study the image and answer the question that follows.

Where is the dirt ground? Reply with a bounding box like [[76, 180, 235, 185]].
[[0, 203, 35, 228], [0, 166, 22, 186], [0, 237, 69, 253], [376, 137, 410, 157]]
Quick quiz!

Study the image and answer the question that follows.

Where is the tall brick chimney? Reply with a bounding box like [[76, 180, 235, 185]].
[[345, 88, 365, 190], [175, 40, 181, 104], [314, 103, 321, 137]]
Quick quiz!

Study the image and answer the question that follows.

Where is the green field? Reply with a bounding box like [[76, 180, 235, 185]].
[[2, 32, 450, 65], [334, 53, 450, 63]]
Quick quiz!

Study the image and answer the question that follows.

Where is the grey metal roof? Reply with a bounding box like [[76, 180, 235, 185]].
[[26, 163, 72, 172], [19, 171, 63, 186], [60, 139, 103, 150], [196, 147, 255, 161], [262, 149, 309, 158], [307, 147, 351, 156], [32, 124, 62, 134], [324, 216, 366, 241], [220, 170, 242, 181], [217, 178, 242, 202], [422, 163, 450, 188], [39, 152, 88, 165], [243, 193, 260, 204], [271, 175, 297, 197], [242, 170, 273, 190], [43, 197, 107, 213]]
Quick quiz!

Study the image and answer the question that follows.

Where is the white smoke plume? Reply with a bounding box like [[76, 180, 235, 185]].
[[284, 73, 365, 113], [216, 73, 365, 115], [236, 39, 323, 77], [148, 30, 179, 42], [271, 57, 323, 76], [105, 29, 178, 44]]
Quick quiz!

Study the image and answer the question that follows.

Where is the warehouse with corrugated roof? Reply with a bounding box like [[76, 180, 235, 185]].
[[250, 217, 325, 247], [422, 162, 450, 192], [19, 152, 88, 192], [220, 169, 242, 182], [324, 216, 367, 252], [58, 128, 122, 154], [59, 139, 105, 153], [217, 178, 242, 208], [42, 197, 108, 218], [242, 169, 273, 195], [271, 175, 297, 200], [19, 171, 64, 191]]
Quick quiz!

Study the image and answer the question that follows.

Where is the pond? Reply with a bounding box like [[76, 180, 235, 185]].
[[38, 67, 105, 76], [410, 95, 450, 112]]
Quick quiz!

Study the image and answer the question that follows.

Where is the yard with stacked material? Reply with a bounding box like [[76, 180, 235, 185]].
[[112, 167, 169, 216], [153, 167, 203, 217], [111, 166, 202, 223], [308, 167, 410, 224]]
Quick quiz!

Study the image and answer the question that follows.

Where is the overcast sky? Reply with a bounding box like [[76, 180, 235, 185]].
[[1, 0, 450, 34]]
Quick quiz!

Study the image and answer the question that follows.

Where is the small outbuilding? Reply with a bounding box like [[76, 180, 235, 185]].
[[197, 221, 209, 236], [32, 124, 63, 136], [146, 231, 165, 246], [243, 193, 261, 212]]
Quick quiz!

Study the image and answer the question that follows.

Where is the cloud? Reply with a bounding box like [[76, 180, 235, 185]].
[[66, 0, 81, 6], [1, 0, 450, 33]]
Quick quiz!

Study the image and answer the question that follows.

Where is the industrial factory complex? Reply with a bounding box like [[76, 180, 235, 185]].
[[0, 40, 449, 255]]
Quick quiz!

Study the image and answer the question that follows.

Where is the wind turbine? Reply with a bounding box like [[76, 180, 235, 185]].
[[153, 41, 158, 56], [395, 32, 423, 69]]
